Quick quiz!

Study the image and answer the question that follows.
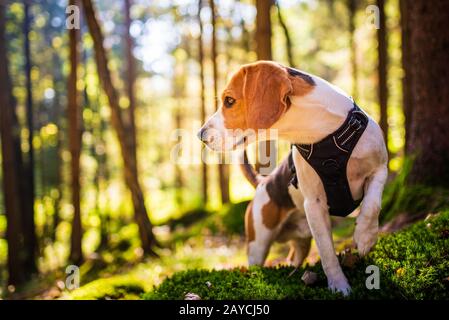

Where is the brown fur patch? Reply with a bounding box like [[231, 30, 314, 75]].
[[221, 61, 315, 131], [265, 152, 296, 208], [261, 200, 290, 230], [245, 201, 255, 242]]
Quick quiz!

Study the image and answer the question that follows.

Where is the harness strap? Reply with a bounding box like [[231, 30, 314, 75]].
[[290, 102, 368, 217]]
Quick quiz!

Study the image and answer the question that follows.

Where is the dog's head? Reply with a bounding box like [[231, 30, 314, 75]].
[[198, 61, 315, 151]]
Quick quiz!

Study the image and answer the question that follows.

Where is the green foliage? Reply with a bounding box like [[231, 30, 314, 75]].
[[69, 276, 145, 300], [164, 207, 211, 230], [381, 157, 449, 222], [143, 211, 449, 300], [370, 210, 449, 299], [168, 202, 249, 243], [219, 201, 250, 235]]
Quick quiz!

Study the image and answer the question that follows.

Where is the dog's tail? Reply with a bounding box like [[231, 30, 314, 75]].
[[239, 149, 263, 188]]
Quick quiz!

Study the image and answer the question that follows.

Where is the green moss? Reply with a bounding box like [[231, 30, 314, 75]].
[[68, 276, 145, 300], [143, 210, 449, 300], [381, 158, 449, 222], [369, 210, 449, 299]]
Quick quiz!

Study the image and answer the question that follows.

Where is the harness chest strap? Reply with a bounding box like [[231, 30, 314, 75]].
[[290, 102, 369, 217]]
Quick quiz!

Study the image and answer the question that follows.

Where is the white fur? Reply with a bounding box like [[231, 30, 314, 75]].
[[248, 183, 311, 267], [248, 184, 275, 266]]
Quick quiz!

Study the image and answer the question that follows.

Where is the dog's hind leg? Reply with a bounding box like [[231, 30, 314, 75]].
[[287, 237, 312, 267], [247, 236, 272, 266], [354, 165, 388, 256], [245, 188, 278, 266]]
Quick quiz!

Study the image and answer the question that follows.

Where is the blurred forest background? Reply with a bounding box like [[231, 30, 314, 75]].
[[1, 0, 448, 299]]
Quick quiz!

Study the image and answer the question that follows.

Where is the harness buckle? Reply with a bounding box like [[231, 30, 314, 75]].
[[349, 118, 362, 131]]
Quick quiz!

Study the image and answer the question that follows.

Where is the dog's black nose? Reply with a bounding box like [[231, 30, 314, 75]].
[[197, 128, 207, 142]]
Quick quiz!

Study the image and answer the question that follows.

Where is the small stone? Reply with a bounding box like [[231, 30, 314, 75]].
[[184, 292, 201, 300], [56, 280, 65, 290], [205, 281, 212, 288], [301, 270, 318, 286], [341, 250, 359, 268]]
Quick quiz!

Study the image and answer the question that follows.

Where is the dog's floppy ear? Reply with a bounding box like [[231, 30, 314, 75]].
[[242, 64, 293, 129]]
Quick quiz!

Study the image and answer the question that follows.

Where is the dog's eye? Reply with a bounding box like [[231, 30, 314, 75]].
[[224, 96, 236, 108]]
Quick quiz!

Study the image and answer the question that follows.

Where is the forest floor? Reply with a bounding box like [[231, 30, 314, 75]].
[[5, 175, 449, 300], [17, 204, 354, 300], [62, 218, 356, 300], [23, 203, 449, 300]]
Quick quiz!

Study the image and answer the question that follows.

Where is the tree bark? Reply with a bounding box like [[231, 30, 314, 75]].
[[173, 51, 186, 207], [124, 0, 138, 178], [209, 0, 230, 204], [404, 0, 449, 186], [347, 0, 358, 99], [0, 3, 26, 286], [275, 0, 294, 67], [377, 0, 389, 151], [400, 0, 412, 153], [255, 0, 276, 175], [68, 0, 83, 265], [174, 101, 184, 206], [22, 0, 38, 275], [82, 0, 158, 255], [198, 0, 208, 205], [51, 51, 64, 243], [255, 0, 273, 60]]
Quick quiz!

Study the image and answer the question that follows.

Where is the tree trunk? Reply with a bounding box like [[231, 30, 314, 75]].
[[400, 0, 412, 153], [174, 102, 184, 206], [255, 0, 273, 60], [82, 0, 158, 255], [51, 51, 64, 243], [404, 0, 449, 186], [173, 53, 186, 207], [197, 0, 208, 205], [275, 0, 294, 67], [377, 0, 389, 152], [124, 0, 138, 178], [347, 0, 358, 99], [22, 0, 38, 275], [95, 92, 110, 251], [255, 0, 276, 175], [209, 0, 230, 204], [68, 0, 83, 265], [0, 4, 26, 286]]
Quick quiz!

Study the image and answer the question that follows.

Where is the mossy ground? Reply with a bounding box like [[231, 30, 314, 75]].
[[59, 170, 449, 300], [66, 209, 449, 300], [142, 210, 449, 300]]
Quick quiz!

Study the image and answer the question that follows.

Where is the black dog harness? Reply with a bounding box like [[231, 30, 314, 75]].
[[290, 102, 368, 217]]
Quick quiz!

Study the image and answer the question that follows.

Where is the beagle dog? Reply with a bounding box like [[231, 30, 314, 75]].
[[198, 61, 388, 295], [239, 150, 312, 267]]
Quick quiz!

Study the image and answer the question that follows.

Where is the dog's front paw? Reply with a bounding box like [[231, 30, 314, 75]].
[[328, 277, 351, 296], [354, 220, 378, 257]]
